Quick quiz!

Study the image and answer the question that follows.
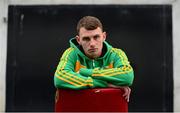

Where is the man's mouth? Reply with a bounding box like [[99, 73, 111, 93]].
[[88, 48, 97, 52]]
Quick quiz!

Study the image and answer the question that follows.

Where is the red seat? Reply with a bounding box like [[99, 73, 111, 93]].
[[55, 88, 128, 112]]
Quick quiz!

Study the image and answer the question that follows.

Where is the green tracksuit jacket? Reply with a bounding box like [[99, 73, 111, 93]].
[[54, 38, 134, 90]]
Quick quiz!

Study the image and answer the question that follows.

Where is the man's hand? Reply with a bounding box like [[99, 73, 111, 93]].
[[108, 84, 131, 102]]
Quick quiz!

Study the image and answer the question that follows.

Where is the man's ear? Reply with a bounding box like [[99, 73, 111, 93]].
[[76, 35, 81, 45], [103, 32, 107, 41]]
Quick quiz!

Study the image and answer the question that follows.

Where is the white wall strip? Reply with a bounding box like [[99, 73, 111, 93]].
[[0, 0, 8, 112], [8, 0, 174, 5]]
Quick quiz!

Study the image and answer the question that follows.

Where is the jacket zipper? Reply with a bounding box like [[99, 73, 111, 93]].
[[92, 60, 95, 68]]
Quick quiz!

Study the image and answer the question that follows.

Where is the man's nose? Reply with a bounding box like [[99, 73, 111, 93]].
[[89, 39, 96, 47]]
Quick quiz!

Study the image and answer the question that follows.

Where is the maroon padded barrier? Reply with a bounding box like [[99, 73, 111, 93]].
[[55, 88, 128, 112]]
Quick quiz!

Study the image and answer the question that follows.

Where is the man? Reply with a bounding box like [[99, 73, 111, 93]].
[[54, 16, 134, 102]]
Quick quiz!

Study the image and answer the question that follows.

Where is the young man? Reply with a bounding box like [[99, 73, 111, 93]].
[[54, 16, 134, 102]]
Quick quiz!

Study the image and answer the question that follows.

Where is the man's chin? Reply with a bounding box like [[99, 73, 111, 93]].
[[88, 54, 98, 59], [85, 52, 99, 58]]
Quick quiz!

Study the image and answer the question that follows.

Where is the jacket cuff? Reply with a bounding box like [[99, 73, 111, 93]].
[[79, 68, 93, 77]]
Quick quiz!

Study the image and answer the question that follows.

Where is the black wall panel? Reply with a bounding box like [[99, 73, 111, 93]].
[[6, 5, 173, 112]]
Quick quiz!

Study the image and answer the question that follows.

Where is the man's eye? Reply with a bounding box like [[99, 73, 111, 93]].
[[83, 37, 90, 41], [94, 35, 100, 40]]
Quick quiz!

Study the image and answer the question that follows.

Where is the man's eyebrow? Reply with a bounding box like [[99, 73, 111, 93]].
[[82, 34, 100, 39], [94, 34, 100, 37]]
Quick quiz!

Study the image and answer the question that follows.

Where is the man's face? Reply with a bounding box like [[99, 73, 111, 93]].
[[76, 27, 106, 59]]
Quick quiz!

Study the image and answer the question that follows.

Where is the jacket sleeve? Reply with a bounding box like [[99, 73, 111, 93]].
[[54, 47, 108, 90], [79, 48, 134, 86]]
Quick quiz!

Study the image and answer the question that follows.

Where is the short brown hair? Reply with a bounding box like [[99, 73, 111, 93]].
[[77, 16, 103, 34]]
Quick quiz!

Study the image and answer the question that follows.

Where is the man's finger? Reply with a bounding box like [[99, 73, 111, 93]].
[[122, 88, 129, 97], [122, 87, 131, 102]]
